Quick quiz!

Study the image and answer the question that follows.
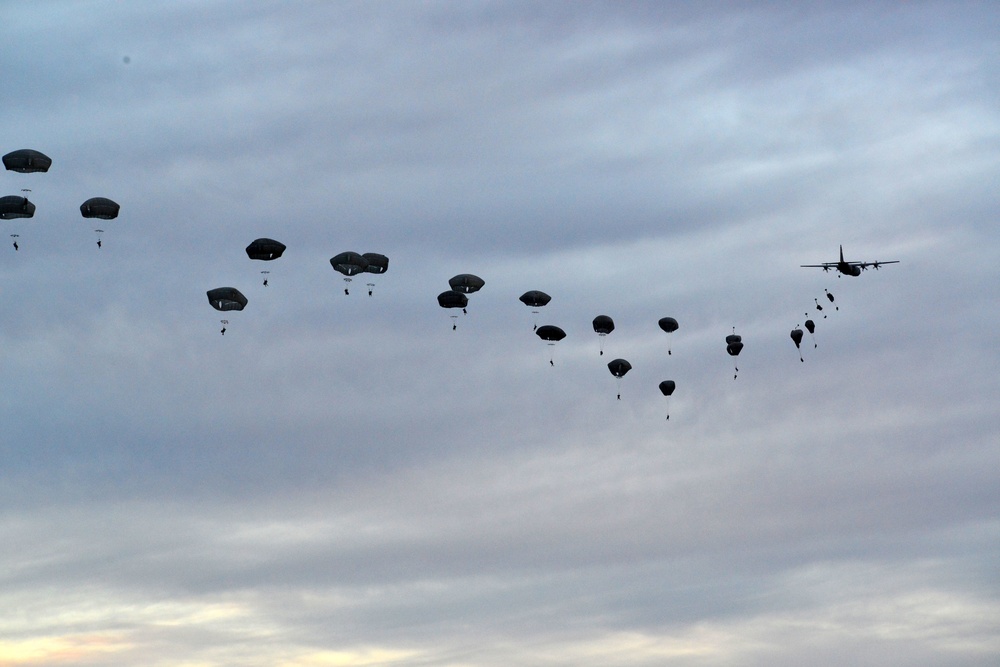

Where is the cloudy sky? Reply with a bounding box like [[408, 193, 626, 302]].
[[2, 1, 998, 665]]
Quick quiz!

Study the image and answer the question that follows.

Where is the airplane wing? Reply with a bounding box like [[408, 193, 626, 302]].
[[855, 260, 900, 270], [800, 263, 836, 269]]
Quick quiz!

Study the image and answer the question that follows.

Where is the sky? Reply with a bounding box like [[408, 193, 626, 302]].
[[1, 1, 998, 665]]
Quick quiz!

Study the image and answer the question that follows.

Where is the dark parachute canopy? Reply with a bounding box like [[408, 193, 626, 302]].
[[0, 195, 35, 219], [593, 315, 614, 335], [330, 251, 368, 275], [592, 315, 614, 356], [535, 325, 566, 342], [726, 332, 744, 379], [790, 327, 804, 362], [449, 274, 485, 294], [658, 316, 679, 354], [246, 238, 286, 260], [659, 380, 676, 420], [608, 358, 632, 377], [519, 290, 551, 308], [658, 317, 678, 333], [437, 290, 468, 309], [80, 197, 120, 220], [3, 149, 51, 173], [607, 358, 632, 400], [362, 253, 389, 274], [207, 287, 248, 311], [804, 319, 817, 348]]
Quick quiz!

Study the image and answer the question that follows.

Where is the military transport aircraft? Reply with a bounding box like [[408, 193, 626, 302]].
[[801, 245, 899, 276]]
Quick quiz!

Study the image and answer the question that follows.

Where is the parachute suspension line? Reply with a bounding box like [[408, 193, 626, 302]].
[[616, 376, 623, 400], [261, 270, 270, 286], [220, 319, 228, 336], [367, 282, 375, 297], [598, 333, 606, 356], [450, 314, 458, 331], [10, 234, 19, 251], [548, 342, 555, 366], [343, 277, 352, 295], [532, 310, 539, 331], [815, 298, 826, 318]]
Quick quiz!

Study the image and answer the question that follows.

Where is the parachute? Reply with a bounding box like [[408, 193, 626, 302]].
[[0, 195, 35, 219], [790, 327, 804, 362], [330, 252, 368, 294], [207, 287, 247, 334], [726, 331, 744, 379], [448, 274, 485, 294], [804, 319, 817, 348], [658, 317, 679, 355], [592, 315, 614, 356], [437, 290, 468, 329], [206, 287, 248, 311], [607, 358, 632, 400], [3, 149, 51, 173], [362, 253, 389, 296], [535, 325, 566, 366], [246, 238, 286, 260], [825, 289, 838, 311], [658, 380, 676, 420], [519, 290, 551, 330], [80, 197, 120, 220]]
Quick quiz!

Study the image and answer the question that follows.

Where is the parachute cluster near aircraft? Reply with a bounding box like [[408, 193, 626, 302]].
[[5, 146, 901, 421]]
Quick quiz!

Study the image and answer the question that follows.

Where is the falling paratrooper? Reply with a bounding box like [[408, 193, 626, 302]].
[[726, 329, 744, 379], [79, 198, 120, 248], [658, 317, 679, 355], [592, 315, 614, 356], [607, 358, 632, 400], [519, 290, 551, 330], [535, 325, 566, 366], [247, 238, 286, 285], [804, 319, 817, 348], [825, 289, 838, 311], [658, 380, 676, 420], [790, 327, 804, 362], [362, 252, 389, 296], [206, 287, 247, 335], [437, 290, 468, 329], [330, 251, 369, 294]]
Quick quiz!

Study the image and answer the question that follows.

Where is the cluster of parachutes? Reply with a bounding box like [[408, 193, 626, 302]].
[[789, 289, 836, 362], [438, 274, 485, 329], [523, 291, 682, 418], [207, 239, 390, 333], [2, 149, 121, 249], [11, 148, 867, 414]]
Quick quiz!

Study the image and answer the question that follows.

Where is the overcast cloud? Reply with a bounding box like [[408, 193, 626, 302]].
[[1, 2, 998, 665]]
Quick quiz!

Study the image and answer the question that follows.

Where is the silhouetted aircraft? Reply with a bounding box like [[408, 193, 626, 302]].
[[801, 245, 898, 276]]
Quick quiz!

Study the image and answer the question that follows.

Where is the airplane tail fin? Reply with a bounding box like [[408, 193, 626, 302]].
[[839, 245, 844, 263]]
